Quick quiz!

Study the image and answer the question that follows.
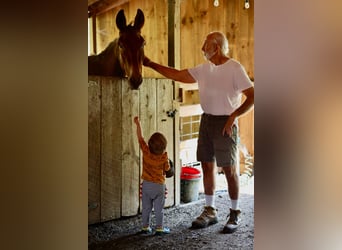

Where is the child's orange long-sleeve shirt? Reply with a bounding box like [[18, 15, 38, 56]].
[[138, 138, 170, 184]]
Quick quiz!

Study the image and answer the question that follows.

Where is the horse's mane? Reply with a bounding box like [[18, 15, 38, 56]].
[[88, 38, 124, 77]]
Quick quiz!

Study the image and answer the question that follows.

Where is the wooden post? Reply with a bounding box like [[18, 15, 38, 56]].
[[91, 16, 97, 54], [88, 77, 101, 224]]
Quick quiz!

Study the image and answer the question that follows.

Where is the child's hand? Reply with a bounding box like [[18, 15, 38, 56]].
[[134, 116, 139, 124]]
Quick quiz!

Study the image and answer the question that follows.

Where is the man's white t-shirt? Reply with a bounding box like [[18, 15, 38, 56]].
[[188, 59, 253, 116]]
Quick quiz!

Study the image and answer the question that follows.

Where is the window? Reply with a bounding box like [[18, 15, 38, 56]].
[[180, 115, 201, 141]]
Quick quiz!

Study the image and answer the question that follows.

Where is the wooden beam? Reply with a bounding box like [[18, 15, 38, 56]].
[[88, 0, 101, 6], [168, 0, 175, 68], [91, 16, 97, 54], [88, 0, 129, 18]]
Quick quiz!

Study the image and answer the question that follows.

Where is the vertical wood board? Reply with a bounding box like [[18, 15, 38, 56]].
[[156, 79, 175, 207], [88, 76, 101, 224], [101, 77, 122, 221], [173, 100, 181, 205], [121, 80, 140, 216]]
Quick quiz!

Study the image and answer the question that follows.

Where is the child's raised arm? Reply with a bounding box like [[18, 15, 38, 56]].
[[134, 116, 143, 141]]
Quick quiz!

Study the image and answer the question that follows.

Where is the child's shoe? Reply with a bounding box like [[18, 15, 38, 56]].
[[140, 226, 153, 236], [155, 227, 170, 236]]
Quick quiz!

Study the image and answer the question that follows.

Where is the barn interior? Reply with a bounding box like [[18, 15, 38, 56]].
[[88, 0, 254, 225]]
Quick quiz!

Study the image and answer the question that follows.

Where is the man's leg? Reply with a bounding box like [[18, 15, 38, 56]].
[[202, 161, 216, 207], [222, 165, 239, 203], [191, 161, 218, 228], [222, 165, 241, 233], [202, 162, 216, 194]]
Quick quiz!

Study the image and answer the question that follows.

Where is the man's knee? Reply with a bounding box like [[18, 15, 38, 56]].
[[201, 162, 215, 173], [223, 166, 237, 178]]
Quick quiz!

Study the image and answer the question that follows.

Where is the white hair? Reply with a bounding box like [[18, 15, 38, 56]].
[[211, 31, 229, 55]]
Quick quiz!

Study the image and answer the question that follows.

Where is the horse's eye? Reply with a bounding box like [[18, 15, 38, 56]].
[[118, 42, 124, 49]]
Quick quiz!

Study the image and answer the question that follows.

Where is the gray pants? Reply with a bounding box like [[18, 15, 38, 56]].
[[141, 180, 166, 227]]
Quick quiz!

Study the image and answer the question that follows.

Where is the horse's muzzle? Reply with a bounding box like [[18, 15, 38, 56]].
[[129, 76, 143, 90]]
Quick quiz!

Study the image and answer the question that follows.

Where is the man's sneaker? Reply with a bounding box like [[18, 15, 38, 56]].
[[140, 226, 153, 236], [191, 206, 218, 229], [155, 227, 170, 236], [222, 208, 241, 234]]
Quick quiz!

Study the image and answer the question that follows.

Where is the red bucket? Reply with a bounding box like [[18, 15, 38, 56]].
[[181, 167, 201, 180]]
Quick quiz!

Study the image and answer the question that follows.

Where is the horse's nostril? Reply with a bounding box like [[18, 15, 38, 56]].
[[129, 77, 143, 90]]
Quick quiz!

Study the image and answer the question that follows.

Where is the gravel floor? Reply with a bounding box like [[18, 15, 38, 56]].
[[89, 177, 254, 250]]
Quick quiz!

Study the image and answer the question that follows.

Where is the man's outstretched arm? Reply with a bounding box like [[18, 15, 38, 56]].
[[144, 57, 196, 83]]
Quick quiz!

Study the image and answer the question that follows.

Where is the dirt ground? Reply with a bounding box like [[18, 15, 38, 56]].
[[88, 176, 254, 250]]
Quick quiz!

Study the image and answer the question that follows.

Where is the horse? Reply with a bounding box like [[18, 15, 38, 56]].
[[88, 9, 145, 90]]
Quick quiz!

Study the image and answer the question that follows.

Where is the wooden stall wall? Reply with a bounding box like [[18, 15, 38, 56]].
[[88, 77, 175, 224]]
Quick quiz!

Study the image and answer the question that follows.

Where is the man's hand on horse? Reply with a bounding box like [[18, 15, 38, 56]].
[[143, 56, 152, 67]]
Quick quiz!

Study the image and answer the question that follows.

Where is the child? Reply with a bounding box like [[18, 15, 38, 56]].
[[134, 116, 171, 236]]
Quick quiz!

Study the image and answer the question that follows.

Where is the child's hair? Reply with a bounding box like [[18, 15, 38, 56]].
[[148, 132, 167, 155]]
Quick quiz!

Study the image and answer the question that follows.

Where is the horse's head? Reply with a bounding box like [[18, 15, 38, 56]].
[[116, 9, 145, 90]]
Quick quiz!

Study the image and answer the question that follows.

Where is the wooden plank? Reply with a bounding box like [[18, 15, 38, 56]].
[[181, 89, 200, 105], [180, 0, 199, 68], [179, 104, 203, 117], [174, 0, 181, 70], [121, 79, 140, 216], [156, 79, 175, 207], [235, 0, 254, 157], [171, 0, 181, 205], [88, 0, 100, 7], [89, 17, 96, 55], [101, 77, 122, 221], [95, 8, 119, 54], [226, 0, 239, 59], [246, 0, 254, 80], [89, 0, 130, 17], [88, 76, 101, 224], [173, 0, 181, 102], [239, 109, 254, 156], [139, 78, 158, 140], [168, 0, 175, 67], [173, 100, 181, 205], [131, 0, 169, 78]]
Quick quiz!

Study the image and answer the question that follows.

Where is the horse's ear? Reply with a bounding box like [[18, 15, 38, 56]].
[[134, 9, 145, 30], [116, 9, 127, 31]]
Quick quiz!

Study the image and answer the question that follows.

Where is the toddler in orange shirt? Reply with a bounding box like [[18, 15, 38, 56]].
[[134, 116, 171, 236]]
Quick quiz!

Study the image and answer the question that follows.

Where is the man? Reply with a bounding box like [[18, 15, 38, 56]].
[[144, 31, 254, 233]]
